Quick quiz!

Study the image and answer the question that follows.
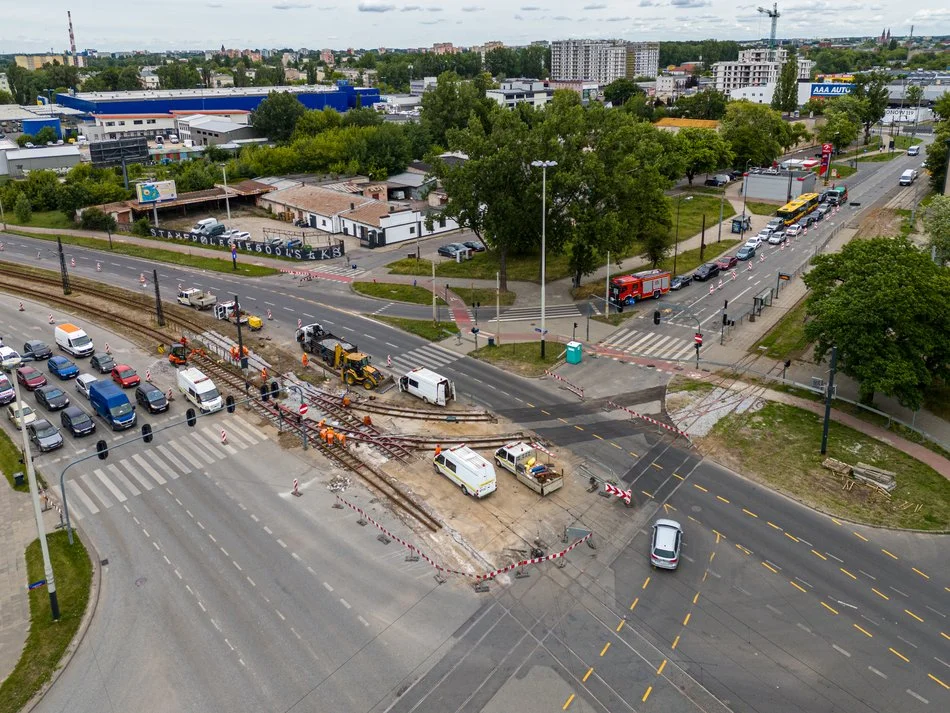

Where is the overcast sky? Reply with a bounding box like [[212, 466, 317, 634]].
[[3, 1, 949, 54]]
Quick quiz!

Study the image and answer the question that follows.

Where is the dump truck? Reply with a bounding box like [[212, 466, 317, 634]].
[[296, 323, 328, 346], [214, 301, 263, 330], [176, 288, 217, 310], [298, 329, 382, 390], [494, 441, 563, 496]]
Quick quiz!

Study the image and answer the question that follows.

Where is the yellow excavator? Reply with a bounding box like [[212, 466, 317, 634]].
[[330, 344, 381, 390]]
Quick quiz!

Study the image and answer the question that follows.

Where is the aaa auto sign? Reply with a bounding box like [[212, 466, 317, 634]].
[[810, 83, 853, 98], [819, 143, 834, 177]]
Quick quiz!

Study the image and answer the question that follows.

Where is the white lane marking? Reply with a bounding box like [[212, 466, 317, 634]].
[[358, 615, 369, 627], [323, 582, 333, 592], [276, 538, 287, 548], [275, 610, 286, 621], [832, 644, 851, 657], [796, 623, 812, 634], [233, 561, 242, 571], [264, 526, 273, 534], [250, 514, 259, 522], [163, 555, 170, 564], [340, 598, 351, 609], [246, 576, 255, 587], [890, 586, 909, 598], [868, 666, 887, 679], [906, 690, 928, 704]]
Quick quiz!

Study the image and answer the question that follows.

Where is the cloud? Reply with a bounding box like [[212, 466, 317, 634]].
[[583, 2, 607, 8], [357, 1, 395, 11], [427, 5, 444, 10], [520, 5, 543, 9], [461, 5, 485, 11], [205, 2, 223, 7], [639, 0, 656, 5], [552, 15, 571, 20], [421, 18, 445, 24], [670, 0, 710, 6], [401, 4, 422, 9], [273, 2, 311, 7]]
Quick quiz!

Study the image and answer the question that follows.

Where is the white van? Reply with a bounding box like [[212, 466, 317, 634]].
[[54, 323, 95, 357], [434, 445, 496, 498], [899, 169, 918, 186], [398, 367, 456, 406], [177, 367, 223, 413], [193, 217, 217, 233], [907, 145, 920, 156]]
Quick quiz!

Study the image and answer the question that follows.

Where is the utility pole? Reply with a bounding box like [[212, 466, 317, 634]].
[[153, 269, 165, 327], [495, 271, 501, 345], [604, 251, 611, 317], [717, 189, 724, 243], [431, 260, 437, 324], [57, 237, 71, 295], [234, 294, 248, 395], [820, 346, 838, 455]]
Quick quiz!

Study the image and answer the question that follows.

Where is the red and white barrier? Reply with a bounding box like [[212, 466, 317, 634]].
[[48, 313, 54, 324], [297, 318, 302, 329], [604, 482, 633, 505], [708, 285, 715, 296], [543, 370, 584, 399], [335, 495, 591, 581], [387, 355, 392, 368], [266, 309, 272, 320], [759, 253, 766, 263], [0, 242, 4, 251], [746, 262, 753, 272], [70, 257, 76, 267], [145, 369, 151, 382], [607, 400, 690, 441], [104, 343, 111, 354], [292, 479, 301, 497], [95, 261, 101, 272], [166, 388, 173, 402], [18, 302, 24, 311], [220, 429, 228, 445], [716, 279, 723, 291], [731, 270, 737, 281], [139, 273, 146, 284]]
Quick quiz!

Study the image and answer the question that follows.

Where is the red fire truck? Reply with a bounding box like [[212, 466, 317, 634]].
[[609, 269, 672, 307]]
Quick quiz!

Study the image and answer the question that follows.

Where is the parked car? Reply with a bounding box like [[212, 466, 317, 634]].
[[90, 353, 115, 374], [767, 231, 787, 245], [801, 214, 817, 227], [704, 174, 730, 187], [736, 246, 756, 261], [786, 223, 804, 238], [22, 340, 52, 360], [0, 346, 23, 371], [728, 169, 745, 181], [27, 419, 64, 452], [16, 366, 47, 391], [650, 519, 683, 570], [264, 237, 283, 248], [0, 374, 16, 405], [744, 236, 763, 249], [48, 356, 79, 380], [35, 385, 70, 411], [61, 405, 96, 437], [463, 240, 486, 253], [111, 364, 141, 388], [75, 373, 98, 399], [693, 263, 721, 282], [815, 205, 831, 221], [285, 239, 303, 250], [135, 382, 169, 414], [7, 401, 37, 430], [766, 218, 785, 232], [670, 274, 693, 290], [715, 255, 739, 270], [437, 243, 468, 258]]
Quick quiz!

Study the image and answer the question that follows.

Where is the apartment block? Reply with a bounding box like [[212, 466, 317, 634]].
[[712, 47, 814, 93], [551, 40, 659, 84], [15, 54, 69, 70], [625, 42, 660, 79]]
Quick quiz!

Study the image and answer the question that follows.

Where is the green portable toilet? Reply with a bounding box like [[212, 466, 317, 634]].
[[566, 341, 582, 365]]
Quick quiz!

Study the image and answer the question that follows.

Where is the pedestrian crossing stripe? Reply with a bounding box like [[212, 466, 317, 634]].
[[601, 328, 700, 361], [389, 343, 461, 374], [493, 304, 582, 323], [59, 418, 266, 520]]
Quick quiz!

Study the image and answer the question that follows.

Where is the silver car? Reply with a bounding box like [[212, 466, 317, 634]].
[[76, 373, 98, 399], [650, 519, 683, 570], [28, 419, 64, 452]]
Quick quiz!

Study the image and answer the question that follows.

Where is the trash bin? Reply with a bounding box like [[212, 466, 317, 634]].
[[566, 341, 582, 365], [13, 471, 25, 487], [487, 337, 495, 347]]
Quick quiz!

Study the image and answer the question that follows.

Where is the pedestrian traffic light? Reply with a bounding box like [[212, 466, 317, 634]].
[[653, 310, 661, 325], [226, 395, 236, 413], [141, 423, 153, 443], [96, 439, 109, 460], [722, 312, 728, 325], [186, 408, 197, 427]]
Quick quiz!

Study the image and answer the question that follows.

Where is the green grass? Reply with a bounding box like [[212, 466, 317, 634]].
[[753, 298, 812, 360], [670, 193, 737, 242], [6, 230, 279, 277], [0, 531, 93, 713], [855, 152, 900, 162], [450, 287, 516, 307], [667, 376, 716, 394], [1, 428, 29, 492], [821, 163, 857, 179], [703, 401, 950, 530], [744, 201, 779, 216], [593, 308, 641, 326], [352, 281, 447, 305], [469, 341, 562, 378], [371, 315, 459, 342], [3, 210, 77, 230]]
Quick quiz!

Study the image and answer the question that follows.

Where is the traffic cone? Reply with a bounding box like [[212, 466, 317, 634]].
[[267, 309, 272, 320], [70, 257, 76, 267], [105, 343, 111, 354], [48, 313, 54, 324], [387, 355, 392, 367], [145, 369, 152, 382], [18, 302, 24, 311], [96, 261, 101, 272]]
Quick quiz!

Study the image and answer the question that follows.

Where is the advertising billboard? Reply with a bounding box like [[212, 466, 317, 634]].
[[136, 180, 178, 204], [819, 143, 834, 177], [810, 83, 853, 99]]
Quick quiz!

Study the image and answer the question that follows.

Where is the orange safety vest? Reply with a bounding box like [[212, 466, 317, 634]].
[[261, 367, 268, 381]]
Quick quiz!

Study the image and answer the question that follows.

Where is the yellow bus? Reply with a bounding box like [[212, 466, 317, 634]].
[[776, 192, 820, 225]]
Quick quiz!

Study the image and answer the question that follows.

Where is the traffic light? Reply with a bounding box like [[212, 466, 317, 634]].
[[141, 424, 153, 444], [96, 439, 109, 460], [784, 359, 792, 369], [186, 408, 197, 427], [653, 310, 661, 325], [226, 395, 236, 413], [722, 312, 728, 325]]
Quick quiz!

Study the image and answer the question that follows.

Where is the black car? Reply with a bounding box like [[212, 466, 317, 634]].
[[90, 352, 115, 373], [35, 385, 70, 411], [728, 169, 745, 181], [61, 405, 96, 437], [704, 176, 728, 187], [463, 240, 486, 253], [23, 340, 52, 360], [693, 263, 721, 282], [27, 419, 64, 452], [437, 243, 468, 258], [135, 382, 169, 413], [670, 274, 693, 290]]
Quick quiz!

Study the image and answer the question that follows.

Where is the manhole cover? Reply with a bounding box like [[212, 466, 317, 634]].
[[134, 577, 147, 588]]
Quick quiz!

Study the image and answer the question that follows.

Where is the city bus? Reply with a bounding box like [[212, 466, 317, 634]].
[[775, 192, 820, 225]]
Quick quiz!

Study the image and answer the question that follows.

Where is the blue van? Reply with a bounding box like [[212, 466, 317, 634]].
[[88, 380, 136, 430]]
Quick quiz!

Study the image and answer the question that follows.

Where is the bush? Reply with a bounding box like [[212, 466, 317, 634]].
[[13, 194, 32, 223], [79, 207, 117, 232], [131, 217, 152, 237]]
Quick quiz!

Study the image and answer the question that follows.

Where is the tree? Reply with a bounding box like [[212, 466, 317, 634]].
[[420, 71, 489, 149], [923, 195, 950, 266], [34, 126, 58, 145], [771, 46, 800, 114], [0, 90, 13, 105], [719, 101, 790, 168], [803, 237, 950, 408], [251, 90, 307, 143], [850, 71, 890, 144], [676, 127, 734, 184], [817, 101, 861, 152], [293, 108, 342, 138], [342, 107, 383, 127], [905, 84, 924, 107], [79, 207, 118, 232], [602, 78, 643, 107], [14, 194, 32, 223], [672, 89, 728, 120]]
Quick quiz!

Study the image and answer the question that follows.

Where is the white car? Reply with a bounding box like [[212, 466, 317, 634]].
[[0, 346, 23, 371], [650, 519, 683, 570], [786, 223, 804, 238], [768, 230, 786, 245], [744, 236, 763, 249], [75, 373, 98, 399]]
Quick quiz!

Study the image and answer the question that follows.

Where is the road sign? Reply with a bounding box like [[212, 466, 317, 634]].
[[534, 327, 548, 334], [299, 403, 308, 417], [694, 333, 703, 346], [28, 579, 47, 591], [778, 272, 791, 281]]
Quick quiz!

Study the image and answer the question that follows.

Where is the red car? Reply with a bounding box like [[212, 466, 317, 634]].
[[715, 255, 739, 270], [16, 365, 48, 391], [111, 364, 141, 388]]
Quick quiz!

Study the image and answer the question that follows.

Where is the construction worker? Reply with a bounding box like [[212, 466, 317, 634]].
[[338, 432, 347, 448], [434, 444, 442, 457], [261, 366, 268, 382], [302, 352, 309, 368]]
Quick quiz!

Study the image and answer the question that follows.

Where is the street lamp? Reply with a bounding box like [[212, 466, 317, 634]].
[[221, 164, 232, 221], [531, 159, 557, 359], [741, 159, 752, 239], [672, 195, 692, 276]]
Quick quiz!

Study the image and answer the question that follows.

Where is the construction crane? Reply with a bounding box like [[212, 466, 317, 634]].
[[758, 3, 781, 62]]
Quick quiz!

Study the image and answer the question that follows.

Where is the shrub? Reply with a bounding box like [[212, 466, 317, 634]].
[[79, 207, 117, 232], [131, 217, 152, 237], [13, 194, 32, 223]]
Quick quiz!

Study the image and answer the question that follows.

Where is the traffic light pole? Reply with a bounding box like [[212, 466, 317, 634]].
[[652, 304, 703, 368]]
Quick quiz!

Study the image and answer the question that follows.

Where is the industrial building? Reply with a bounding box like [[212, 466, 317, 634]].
[[55, 82, 380, 116], [175, 114, 257, 146], [1, 144, 81, 177]]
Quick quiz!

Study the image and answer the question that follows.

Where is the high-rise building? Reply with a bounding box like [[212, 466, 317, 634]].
[[551, 40, 659, 83], [15, 54, 69, 70], [625, 42, 660, 79], [712, 48, 814, 94]]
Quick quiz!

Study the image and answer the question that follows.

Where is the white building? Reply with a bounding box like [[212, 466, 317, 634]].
[[655, 75, 689, 100], [713, 48, 814, 94], [551, 39, 626, 84], [626, 42, 660, 79], [174, 114, 256, 146], [139, 70, 160, 90], [210, 72, 234, 88], [409, 76, 438, 96], [0, 73, 10, 94], [83, 110, 250, 142], [486, 79, 554, 110]]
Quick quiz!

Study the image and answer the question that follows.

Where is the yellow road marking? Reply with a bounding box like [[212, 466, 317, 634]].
[[941, 631, 950, 641], [643, 577, 651, 590], [821, 602, 839, 615], [712, 529, 725, 540], [784, 532, 800, 543], [716, 495, 730, 503], [811, 549, 828, 561], [881, 548, 898, 560], [889, 647, 910, 663], [611, 443, 622, 449], [629, 451, 639, 458], [905, 609, 924, 623], [673, 473, 685, 480], [736, 544, 752, 555], [871, 588, 889, 600], [574, 425, 584, 431], [702, 571, 708, 583], [852, 531, 868, 542], [790, 581, 807, 593], [657, 659, 667, 675], [853, 624, 873, 638], [540, 409, 550, 415], [630, 597, 639, 611], [563, 693, 575, 710], [558, 417, 568, 424], [683, 612, 691, 626], [526, 402, 534, 408], [912, 567, 930, 580], [766, 521, 782, 530], [642, 490, 653, 498], [928, 673, 950, 690], [582, 667, 593, 683], [742, 509, 758, 518], [688, 515, 702, 525], [651, 462, 662, 470], [642, 686, 653, 703], [693, 483, 708, 492], [616, 619, 625, 632], [762, 562, 778, 574], [671, 634, 680, 650], [600, 642, 611, 657], [831, 518, 842, 526], [663, 503, 673, 514], [693, 592, 701, 604], [593, 434, 604, 441], [840, 567, 857, 580], [709, 551, 716, 563]]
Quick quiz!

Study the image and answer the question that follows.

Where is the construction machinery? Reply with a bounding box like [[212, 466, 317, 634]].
[[298, 327, 382, 390], [214, 301, 263, 330], [168, 338, 205, 366]]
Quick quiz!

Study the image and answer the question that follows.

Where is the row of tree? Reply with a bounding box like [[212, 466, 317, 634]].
[[924, 92, 950, 193], [0, 163, 129, 219]]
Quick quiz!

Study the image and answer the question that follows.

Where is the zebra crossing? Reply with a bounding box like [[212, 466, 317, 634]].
[[310, 262, 365, 278], [387, 343, 462, 375], [495, 304, 582, 323], [600, 327, 701, 361], [56, 418, 268, 520]]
